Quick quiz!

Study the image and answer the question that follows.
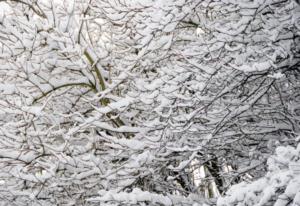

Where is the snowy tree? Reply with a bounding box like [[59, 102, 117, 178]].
[[0, 0, 299, 205], [97, 0, 300, 196], [0, 1, 138, 205]]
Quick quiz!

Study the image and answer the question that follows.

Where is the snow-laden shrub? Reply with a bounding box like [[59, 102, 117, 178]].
[[218, 142, 300, 206]]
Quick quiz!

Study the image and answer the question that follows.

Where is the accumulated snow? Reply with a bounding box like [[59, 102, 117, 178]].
[[0, 84, 16, 95], [89, 188, 209, 206]]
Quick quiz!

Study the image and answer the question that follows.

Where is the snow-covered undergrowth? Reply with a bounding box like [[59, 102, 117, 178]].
[[89, 188, 212, 206], [218, 142, 300, 206]]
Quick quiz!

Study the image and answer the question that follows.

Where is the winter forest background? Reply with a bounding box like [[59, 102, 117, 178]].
[[0, 0, 299, 205]]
